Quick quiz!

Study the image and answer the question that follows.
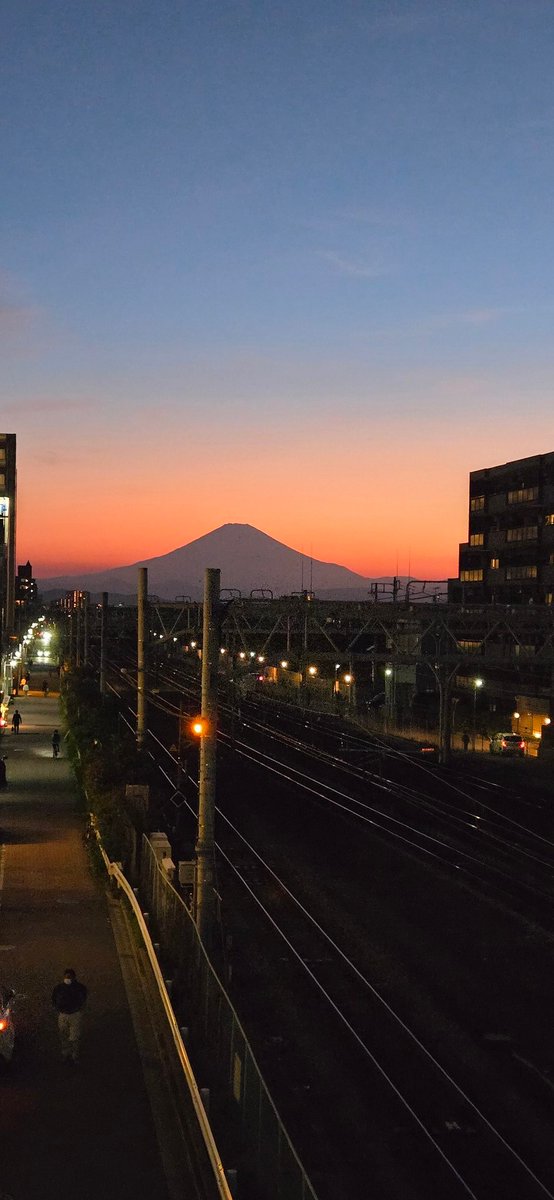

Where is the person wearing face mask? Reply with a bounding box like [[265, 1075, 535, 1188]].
[[51, 968, 88, 1063]]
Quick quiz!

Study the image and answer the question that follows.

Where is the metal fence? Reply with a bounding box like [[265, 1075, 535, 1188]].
[[140, 836, 319, 1200]]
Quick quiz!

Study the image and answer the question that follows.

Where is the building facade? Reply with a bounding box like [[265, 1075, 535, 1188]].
[[449, 452, 554, 605], [15, 560, 38, 628], [0, 434, 17, 661]]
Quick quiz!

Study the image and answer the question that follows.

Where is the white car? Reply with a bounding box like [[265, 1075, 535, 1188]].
[[0, 987, 15, 1063]]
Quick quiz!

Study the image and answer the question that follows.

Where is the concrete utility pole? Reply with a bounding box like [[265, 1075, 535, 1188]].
[[437, 662, 458, 765], [83, 597, 89, 665], [137, 568, 147, 750], [75, 601, 81, 667], [195, 567, 220, 946], [99, 592, 108, 696]]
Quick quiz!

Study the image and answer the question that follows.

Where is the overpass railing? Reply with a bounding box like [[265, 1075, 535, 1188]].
[[140, 834, 319, 1200]]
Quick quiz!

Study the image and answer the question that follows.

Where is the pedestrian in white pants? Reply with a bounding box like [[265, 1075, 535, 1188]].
[[52, 969, 87, 1063]]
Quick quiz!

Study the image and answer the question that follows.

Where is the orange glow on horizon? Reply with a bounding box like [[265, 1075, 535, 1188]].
[[12, 417, 510, 583]]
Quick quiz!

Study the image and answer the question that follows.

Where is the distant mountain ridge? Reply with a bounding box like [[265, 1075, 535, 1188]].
[[37, 523, 436, 601]]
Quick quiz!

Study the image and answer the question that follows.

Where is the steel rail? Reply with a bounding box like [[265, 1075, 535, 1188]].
[[148, 741, 554, 1200]]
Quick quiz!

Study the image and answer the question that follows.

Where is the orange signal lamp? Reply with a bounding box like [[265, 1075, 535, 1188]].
[[190, 717, 208, 737]]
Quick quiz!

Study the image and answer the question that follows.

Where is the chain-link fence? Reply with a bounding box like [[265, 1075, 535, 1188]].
[[140, 836, 319, 1200]]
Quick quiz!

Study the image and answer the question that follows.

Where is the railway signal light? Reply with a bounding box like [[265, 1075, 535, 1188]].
[[190, 716, 208, 738]]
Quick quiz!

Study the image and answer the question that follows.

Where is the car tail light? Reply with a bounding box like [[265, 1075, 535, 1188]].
[[519, 741, 525, 749]]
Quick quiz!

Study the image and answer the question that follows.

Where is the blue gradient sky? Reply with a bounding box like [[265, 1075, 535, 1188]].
[[2, 1, 553, 577]]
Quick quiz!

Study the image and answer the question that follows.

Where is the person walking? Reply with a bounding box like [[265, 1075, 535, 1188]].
[[11, 710, 21, 735], [52, 730, 61, 758], [462, 730, 470, 752], [42, 679, 49, 697], [52, 968, 88, 1063]]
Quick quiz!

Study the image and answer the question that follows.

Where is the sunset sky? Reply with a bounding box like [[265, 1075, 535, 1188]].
[[2, 1, 553, 580]]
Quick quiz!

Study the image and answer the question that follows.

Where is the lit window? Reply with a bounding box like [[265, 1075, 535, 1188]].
[[507, 486, 539, 504], [546, 514, 554, 526], [490, 557, 500, 570], [0, 474, 4, 489], [547, 593, 553, 606], [469, 533, 484, 546], [506, 565, 538, 580], [460, 569, 484, 582], [506, 526, 537, 542], [470, 495, 485, 512], [549, 553, 554, 565]]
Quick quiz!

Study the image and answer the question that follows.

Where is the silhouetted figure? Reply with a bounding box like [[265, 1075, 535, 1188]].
[[11, 710, 21, 735], [52, 969, 88, 1063], [52, 730, 61, 758], [42, 680, 49, 697], [0, 757, 6, 788], [462, 731, 470, 752]]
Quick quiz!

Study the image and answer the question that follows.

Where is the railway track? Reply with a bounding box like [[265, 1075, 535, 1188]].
[[102, 657, 554, 1200]]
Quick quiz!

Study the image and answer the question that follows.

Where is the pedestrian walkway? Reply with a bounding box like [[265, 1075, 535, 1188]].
[[0, 695, 200, 1200]]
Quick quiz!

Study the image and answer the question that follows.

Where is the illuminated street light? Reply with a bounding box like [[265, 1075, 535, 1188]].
[[472, 677, 484, 750], [257, 655, 265, 663], [280, 660, 288, 669], [308, 665, 317, 677], [238, 651, 246, 660], [344, 673, 353, 684], [384, 667, 393, 677], [545, 717, 552, 726]]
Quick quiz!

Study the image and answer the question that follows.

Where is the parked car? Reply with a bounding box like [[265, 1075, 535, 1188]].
[[0, 986, 15, 1064], [489, 732, 526, 757]]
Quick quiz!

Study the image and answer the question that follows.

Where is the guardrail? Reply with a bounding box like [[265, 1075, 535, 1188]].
[[88, 813, 234, 1200], [141, 835, 320, 1200]]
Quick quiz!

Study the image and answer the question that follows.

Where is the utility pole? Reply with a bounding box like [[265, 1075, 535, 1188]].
[[177, 697, 184, 787], [137, 568, 147, 750], [83, 596, 89, 665], [75, 600, 81, 667], [437, 662, 458, 765], [99, 592, 108, 696], [195, 567, 220, 947]]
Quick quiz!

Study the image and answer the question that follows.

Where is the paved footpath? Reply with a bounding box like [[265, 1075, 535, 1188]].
[[0, 695, 186, 1200]]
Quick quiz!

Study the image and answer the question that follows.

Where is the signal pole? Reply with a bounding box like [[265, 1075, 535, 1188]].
[[137, 568, 147, 750], [194, 567, 220, 946], [100, 592, 108, 696]]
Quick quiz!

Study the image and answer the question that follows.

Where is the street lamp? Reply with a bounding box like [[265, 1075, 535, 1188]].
[[472, 677, 484, 749], [384, 666, 393, 733], [334, 663, 341, 695], [308, 665, 317, 677]]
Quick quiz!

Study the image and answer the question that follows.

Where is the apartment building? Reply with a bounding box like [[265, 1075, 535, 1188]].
[[449, 452, 554, 604], [0, 434, 17, 657]]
